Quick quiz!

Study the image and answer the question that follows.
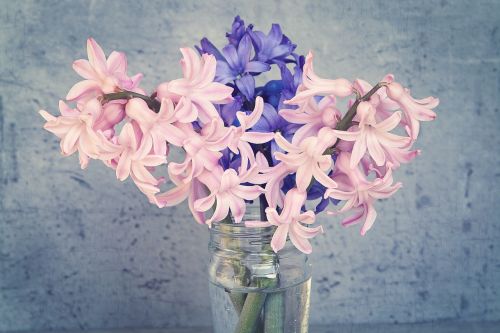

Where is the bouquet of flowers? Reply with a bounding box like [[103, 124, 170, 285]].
[[40, 16, 438, 255], [40, 16, 438, 332]]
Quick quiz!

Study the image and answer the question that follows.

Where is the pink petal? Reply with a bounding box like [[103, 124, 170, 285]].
[[271, 225, 289, 253], [106, 51, 127, 73], [116, 150, 132, 181], [360, 203, 377, 235], [288, 228, 312, 254], [241, 131, 274, 144], [207, 194, 230, 225], [86, 38, 107, 73], [72, 59, 96, 79], [366, 132, 386, 166], [293, 223, 323, 239], [155, 183, 190, 207], [350, 133, 367, 168], [295, 164, 313, 192], [66, 80, 100, 101], [232, 184, 263, 200], [313, 165, 337, 189], [229, 196, 246, 223], [179, 47, 201, 81], [194, 193, 216, 212]]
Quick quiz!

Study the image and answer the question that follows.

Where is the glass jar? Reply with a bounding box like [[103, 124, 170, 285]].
[[208, 206, 312, 333]]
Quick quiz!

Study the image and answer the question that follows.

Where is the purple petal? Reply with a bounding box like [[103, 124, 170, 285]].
[[245, 61, 271, 74], [269, 44, 294, 60], [199, 38, 224, 61], [235, 75, 255, 100], [237, 34, 252, 67], [222, 44, 240, 71], [215, 61, 236, 84]]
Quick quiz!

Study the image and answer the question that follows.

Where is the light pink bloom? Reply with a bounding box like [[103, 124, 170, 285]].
[[194, 167, 264, 225], [280, 95, 341, 144], [247, 188, 323, 254], [325, 152, 401, 235], [39, 99, 113, 168], [155, 174, 210, 224], [93, 101, 126, 136], [353, 74, 400, 122], [156, 48, 234, 123], [386, 81, 439, 140], [67, 38, 143, 102], [274, 128, 338, 192], [166, 118, 233, 183], [125, 97, 179, 156], [112, 123, 166, 186], [334, 101, 411, 168], [285, 51, 353, 105], [228, 96, 274, 173]]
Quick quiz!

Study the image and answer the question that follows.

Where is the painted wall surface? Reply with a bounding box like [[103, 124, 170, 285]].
[[0, 0, 499, 331]]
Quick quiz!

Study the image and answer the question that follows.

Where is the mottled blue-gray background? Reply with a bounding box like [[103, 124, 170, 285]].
[[0, 0, 499, 331]]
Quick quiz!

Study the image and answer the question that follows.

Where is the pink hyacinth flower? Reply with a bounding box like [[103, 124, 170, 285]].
[[280, 95, 341, 144], [125, 97, 178, 156], [112, 123, 166, 191], [39, 99, 114, 169], [67, 38, 143, 102], [155, 173, 210, 225], [228, 96, 275, 173], [386, 81, 439, 140], [166, 118, 233, 184], [247, 188, 323, 254], [334, 101, 411, 168], [325, 152, 401, 235], [353, 75, 400, 122], [273, 127, 338, 192], [156, 48, 234, 123], [194, 167, 265, 225], [285, 51, 353, 105]]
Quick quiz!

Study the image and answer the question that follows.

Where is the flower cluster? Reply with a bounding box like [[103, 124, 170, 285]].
[[40, 17, 438, 254]]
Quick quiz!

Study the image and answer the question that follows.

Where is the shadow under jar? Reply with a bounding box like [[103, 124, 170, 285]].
[[208, 220, 312, 333]]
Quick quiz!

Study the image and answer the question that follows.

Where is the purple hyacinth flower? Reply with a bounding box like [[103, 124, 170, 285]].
[[280, 54, 305, 101], [226, 16, 253, 46], [216, 34, 271, 84], [252, 102, 299, 163], [248, 24, 296, 65], [217, 95, 244, 126]]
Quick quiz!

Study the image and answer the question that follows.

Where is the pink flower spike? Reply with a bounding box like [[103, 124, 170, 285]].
[[67, 38, 142, 102], [334, 101, 411, 168], [386, 82, 439, 140], [156, 48, 234, 123], [260, 188, 323, 254], [285, 51, 353, 105]]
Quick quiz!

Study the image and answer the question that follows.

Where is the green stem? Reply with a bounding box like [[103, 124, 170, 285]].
[[234, 278, 274, 333], [264, 291, 284, 333], [100, 90, 161, 113]]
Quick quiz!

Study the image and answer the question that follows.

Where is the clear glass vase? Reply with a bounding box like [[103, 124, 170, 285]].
[[208, 206, 312, 333]]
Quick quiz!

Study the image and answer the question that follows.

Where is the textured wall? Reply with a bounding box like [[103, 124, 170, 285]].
[[0, 0, 499, 331]]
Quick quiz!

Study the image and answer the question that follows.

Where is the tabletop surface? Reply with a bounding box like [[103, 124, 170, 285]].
[[8, 321, 499, 333]]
